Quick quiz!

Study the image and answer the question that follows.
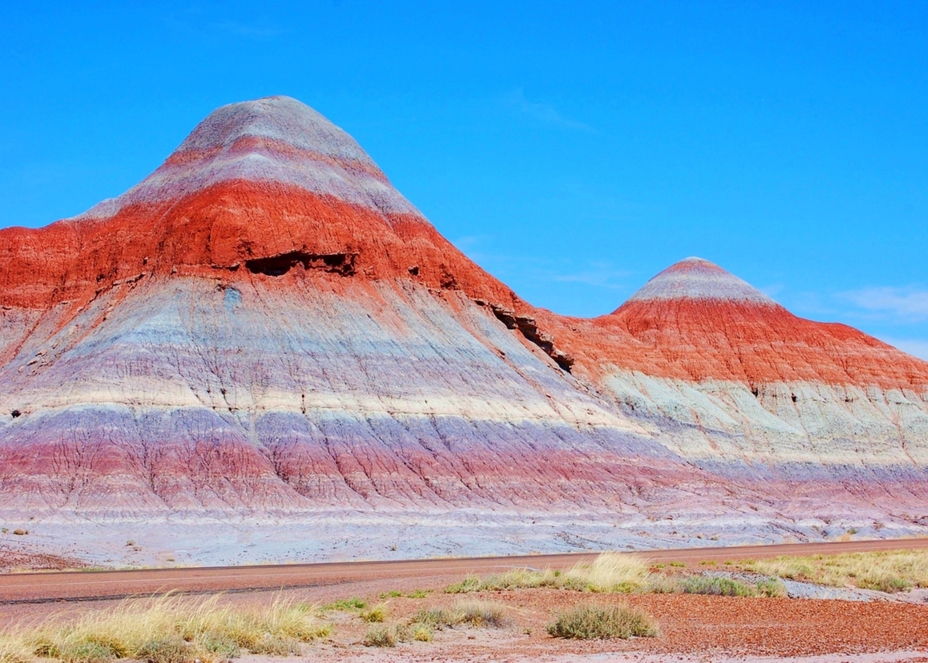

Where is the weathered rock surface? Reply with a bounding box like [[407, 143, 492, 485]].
[[0, 97, 926, 563]]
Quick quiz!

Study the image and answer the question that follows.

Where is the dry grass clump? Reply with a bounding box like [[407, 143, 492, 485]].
[[446, 553, 650, 594], [547, 604, 658, 640], [0, 595, 330, 663], [362, 624, 401, 648], [411, 600, 508, 629], [362, 620, 435, 647], [359, 604, 388, 623], [738, 550, 928, 593], [409, 624, 433, 642]]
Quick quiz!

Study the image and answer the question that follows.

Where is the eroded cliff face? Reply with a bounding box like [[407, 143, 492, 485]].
[[1, 97, 926, 544]]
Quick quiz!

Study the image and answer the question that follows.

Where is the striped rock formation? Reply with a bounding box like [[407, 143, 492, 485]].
[[0, 97, 926, 563], [583, 259, 928, 512]]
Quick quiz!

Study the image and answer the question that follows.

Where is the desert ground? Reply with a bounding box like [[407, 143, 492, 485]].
[[2, 540, 928, 662]]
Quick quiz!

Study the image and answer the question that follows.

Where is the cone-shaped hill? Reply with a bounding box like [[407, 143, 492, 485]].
[[0, 96, 514, 311], [0, 97, 926, 564], [600, 257, 928, 387]]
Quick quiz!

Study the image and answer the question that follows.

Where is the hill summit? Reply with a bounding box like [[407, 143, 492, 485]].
[[626, 257, 777, 304]]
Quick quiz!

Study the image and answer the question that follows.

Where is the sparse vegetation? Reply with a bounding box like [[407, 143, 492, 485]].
[[647, 574, 785, 597], [446, 553, 650, 594], [547, 604, 658, 640], [445, 575, 483, 593], [411, 600, 508, 629], [735, 550, 928, 593], [321, 598, 366, 611], [0, 595, 330, 663]]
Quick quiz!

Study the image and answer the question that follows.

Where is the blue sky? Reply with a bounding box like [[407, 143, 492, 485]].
[[2, 1, 927, 358]]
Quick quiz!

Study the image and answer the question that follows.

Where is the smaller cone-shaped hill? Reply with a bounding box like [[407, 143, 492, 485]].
[[596, 257, 928, 388]]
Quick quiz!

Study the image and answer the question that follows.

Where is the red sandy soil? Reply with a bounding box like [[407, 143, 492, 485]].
[[4, 583, 927, 661]]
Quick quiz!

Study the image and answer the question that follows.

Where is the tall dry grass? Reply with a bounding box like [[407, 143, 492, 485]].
[[446, 552, 650, 594], [564, 553, 651, 592], [738, 550, 928, 593], [0, 638, 32, 663], [0, 594, 330, 663]]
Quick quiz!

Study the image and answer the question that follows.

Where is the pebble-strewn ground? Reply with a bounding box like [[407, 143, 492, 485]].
[[5, 576, 928, 661]]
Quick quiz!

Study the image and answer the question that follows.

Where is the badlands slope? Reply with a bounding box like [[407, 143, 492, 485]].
[[0, 96, 926, 566]]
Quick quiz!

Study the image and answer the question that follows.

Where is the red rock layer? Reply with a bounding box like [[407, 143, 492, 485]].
[[0, 181, 517, 312], [519, 259, 928, 392], [582, 299, 928, 389]]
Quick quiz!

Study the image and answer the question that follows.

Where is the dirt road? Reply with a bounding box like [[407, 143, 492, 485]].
[[3, 538, 926, 604]]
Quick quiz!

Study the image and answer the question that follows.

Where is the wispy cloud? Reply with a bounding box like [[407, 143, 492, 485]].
[[504, 88, 594, 132], [758, 283, 784, 299], [456, 244, 631, 292], [546, 262, 632, 289], [838, 286, 928, 322], [452, 234, 493, 252]]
